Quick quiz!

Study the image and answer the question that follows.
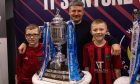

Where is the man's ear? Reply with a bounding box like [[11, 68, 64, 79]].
[[39, 33, 41, 39], [82, 9, 85, 15]]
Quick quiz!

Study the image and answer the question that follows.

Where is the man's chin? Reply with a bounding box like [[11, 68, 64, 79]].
[[73, 20, 81, 24]]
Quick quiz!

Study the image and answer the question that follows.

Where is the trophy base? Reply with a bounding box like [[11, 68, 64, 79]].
[[32, 71, 92, 84], [43, 69, 69, 81], [41, 61, 69, 81]]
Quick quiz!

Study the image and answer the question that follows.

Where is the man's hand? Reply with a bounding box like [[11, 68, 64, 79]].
[[111, 44, 121, 55], [15, 75, 18, 84], [18, 43, 27, 54]]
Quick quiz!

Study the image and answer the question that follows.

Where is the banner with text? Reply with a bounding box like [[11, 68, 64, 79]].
[[14, 0, 140, 75]]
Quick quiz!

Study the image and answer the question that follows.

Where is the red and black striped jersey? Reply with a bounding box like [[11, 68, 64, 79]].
[[83, 42, 122, 84]]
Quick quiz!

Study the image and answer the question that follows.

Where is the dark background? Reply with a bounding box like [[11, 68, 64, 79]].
[[6, 0, 16, 84]]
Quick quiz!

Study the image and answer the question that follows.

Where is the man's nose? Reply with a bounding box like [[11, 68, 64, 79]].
[[75, 11, 79, 15]]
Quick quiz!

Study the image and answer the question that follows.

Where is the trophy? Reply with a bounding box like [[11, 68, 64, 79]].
[[49, 9, 67, 70], [32, 9, 92, 84]]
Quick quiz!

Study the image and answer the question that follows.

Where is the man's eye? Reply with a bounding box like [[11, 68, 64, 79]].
[[78, 10, 82, 12], [72, 10, 76, 12]]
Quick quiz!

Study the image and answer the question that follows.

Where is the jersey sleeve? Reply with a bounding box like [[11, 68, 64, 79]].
[[112, 55, 123, 69]]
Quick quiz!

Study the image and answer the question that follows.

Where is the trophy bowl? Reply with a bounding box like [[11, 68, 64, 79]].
[[50, 21, 66, 46]]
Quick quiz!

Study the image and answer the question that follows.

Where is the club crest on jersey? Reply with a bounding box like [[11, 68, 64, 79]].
[[105, 54, 111, 60]]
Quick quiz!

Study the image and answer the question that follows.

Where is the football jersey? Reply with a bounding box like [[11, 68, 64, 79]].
[[83, 42, 122, 84]]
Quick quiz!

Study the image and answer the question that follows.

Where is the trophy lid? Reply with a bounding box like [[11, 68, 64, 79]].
[[51, 8, 65, 24]]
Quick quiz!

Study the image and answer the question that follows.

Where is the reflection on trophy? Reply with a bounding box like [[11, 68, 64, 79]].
[[49, 9, 67, 70]]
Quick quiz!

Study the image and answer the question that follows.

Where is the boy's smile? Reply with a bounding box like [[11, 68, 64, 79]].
[[91, 23, 108, 43]]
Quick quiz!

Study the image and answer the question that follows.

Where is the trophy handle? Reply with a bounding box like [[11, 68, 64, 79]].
[[56, 8, 60, 16]]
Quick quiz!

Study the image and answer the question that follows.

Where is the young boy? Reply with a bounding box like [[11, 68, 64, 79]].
[[83, 19, 122, 84], [15, 24, 43, 84]]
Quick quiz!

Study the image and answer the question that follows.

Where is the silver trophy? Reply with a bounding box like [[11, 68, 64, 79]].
[[49, 9, 67, 70]]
